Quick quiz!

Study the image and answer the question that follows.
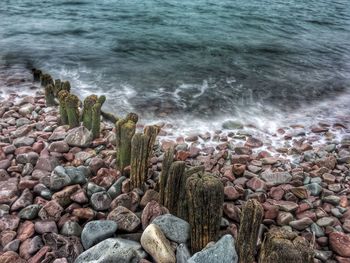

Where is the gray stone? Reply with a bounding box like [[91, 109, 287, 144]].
[[13, 137, 35, 147], [305, 183, 322, 196], [16, 152, 39, 165], [107, 176, 126, 199], [61, 221, 82, 237], [152, 214, 190, 243], [316, 217, 335, 227], [311, 223, 325, 237], [188, 235, 238, 263], [261, 170, 292, 185], [65, 166, 90, 184], [18, 204, 41, 220], [222, 120, 243, 130], [74, 238, 146, 263], [90, 192, 112, 211], [64, 126, 92, 147], [50, 166, 72, 191], [35, 156, 59, 172], [87, 182, 105, 197], [3, 239, 20, 252], [176, 243, 191, 263], [81, 220, 117, 249]]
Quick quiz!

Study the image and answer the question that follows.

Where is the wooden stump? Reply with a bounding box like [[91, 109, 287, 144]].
[[54, 79, 62, 97], [237, 199, 264, 263], [57, 90, 70, 125], [186, 172, 224, 253], [158, 146, 174, 206], [45, 84, 56, 107], [164, 161, 186, 215], [40, 73, 53, 87], [258, 227, 314, 263], [116, 116, 137, 174], [65, 94, 80, 129], [61, 81, 71, 93], [32, 69, 42, 82], [91, 102, 102, 139], [82, 95, 98, 130], [130, 133, 150, 189]]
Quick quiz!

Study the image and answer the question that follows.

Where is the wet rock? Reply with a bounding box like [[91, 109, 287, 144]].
[[19, 204, 42, 220], [34, 220, 58, 234], [107, 206, 141, 232], [329, 232, 350, 257], [81, 220, 117, 249], [222, 120, 243, 130], [141, 200, 169, 229], [261, 170, 292, 185], [245, 137, 263, 148], [188, 234, 238, 263], [38, 200, 63, 221], [60, 221, 82, 237], [13, 137, 35, 147], [141, 224, 176, 263], [90, 191, 112, 211], [64, 126, 92, 147], [48, 141, 70, 153], [152, 214, 190, 243], [75, 238, 146, 263]]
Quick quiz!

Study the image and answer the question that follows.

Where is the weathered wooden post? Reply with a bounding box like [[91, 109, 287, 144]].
[[164, 161, 186, 215], [237, 199, 264, 263], [258, 227, 314, 263], [58, 90, 70, 125], [159, 146, 174, 206], [65, 94, 80, 129], [41, 73, 54, 87], [32, 69, 42, 82], [82, 95, 98, 130], [45, 84, 56, 106], [115, 114, 137, 174], [186, 172, 224, 253]]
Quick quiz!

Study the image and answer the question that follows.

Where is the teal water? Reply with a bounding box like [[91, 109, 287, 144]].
[[1, 0, 350, 124]]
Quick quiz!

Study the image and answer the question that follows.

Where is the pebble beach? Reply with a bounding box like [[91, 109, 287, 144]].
[[0, 70, 350, 263]]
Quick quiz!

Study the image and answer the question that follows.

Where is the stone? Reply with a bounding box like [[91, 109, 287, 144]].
[[74, 238, 146, 263], [0, 178, 18, 204], [81, 220, 117, 249], [34, 221, 58, 234], [3, 239, 20, 252], [107, 206, 141, 232], [16, 152, 39, 165], [0, 214, 20, 231], [11, 188, 33, 211], [35, 156, 59, 172], [64, 126, 92, 147], [70, 189, 88, 204], [27, 236, 44, 255], [317, 217, 335, 227], [152, 214, 190, 244], [13, 137, 35, 147], [50, 166, 72, 191], [107, 176, 126, 199], [0, 251, 26, 263], [140, 189, 159, 208], [19, 204, 42, 220], [289, 217, 313, 231], [60, 221, 82, 237], [16, 221, 35, 241], [38, 200, 63, 221], [65, 166, 90, 184], [277, 212, 294, 226], [188, 234, 238, 263], [261, 170, 292, 185], [329, 232, 350, 257], [176, 243, 191, 263], [48, 141, 70, 153], [246, 177, 266, 191], [0, 159, 11, 170], [305, 183, 322, 196], [141, 224, 176, 263], [90, 192, 112, 211], [52, 184, 81, 207], [245, 137, 263, 148], [141, 200, 169, 229]]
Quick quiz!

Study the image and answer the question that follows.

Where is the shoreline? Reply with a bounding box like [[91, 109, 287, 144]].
[[0, 70, 350, 262]]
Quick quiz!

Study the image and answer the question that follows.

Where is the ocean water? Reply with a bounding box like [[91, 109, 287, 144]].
[[1, 0, 350, 132]]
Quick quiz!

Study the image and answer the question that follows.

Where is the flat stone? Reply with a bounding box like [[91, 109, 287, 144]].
[[75, 238, 146, 263], [261, 170, 292, 185], [81, 220, 117, 249], [13, 137, 35, 147], [289, 217, 313, 230], [188, 234, 238, 263], [141, 224, 176, 263], [152, 214, 190, 244], [316, 217, 335, 227]]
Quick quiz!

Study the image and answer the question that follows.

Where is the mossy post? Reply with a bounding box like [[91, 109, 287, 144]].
[[65, 94, 80, 129], [82, 95, 98, 130], [41, 74, 54, 87], [57, 90, 69, 125], [32, 69, 42, 82], [258, 227, 314, 263], [237, 199, 264, 263], [164, 161, 186, 216], [91, 102, 102, 139], [130, 133, 150, 189], [186, 172, 224, 253], [45, 84, 56, 106], [158, 146, 174, 206], [144, 125, 160, 160], [54, 79, 62, 97], [116, 115, 137, 175], [61, 81, 71, 93]]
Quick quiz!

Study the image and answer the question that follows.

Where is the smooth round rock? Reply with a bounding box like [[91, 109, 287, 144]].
[[152, 214, 190, 243], [81, 220, 117, 249]]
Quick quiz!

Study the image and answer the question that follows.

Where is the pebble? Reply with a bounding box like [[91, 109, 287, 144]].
[[90, 191, 112, 211], [61, 221, 83, 237], [81, 220, 117, 249]]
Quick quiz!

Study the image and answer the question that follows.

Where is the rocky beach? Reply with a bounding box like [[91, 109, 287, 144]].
[[0, 70, 349, 263]]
